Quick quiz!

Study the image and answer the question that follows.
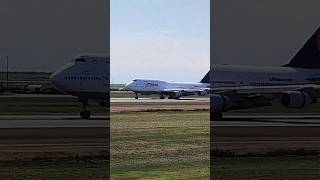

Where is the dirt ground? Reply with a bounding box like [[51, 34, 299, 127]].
[[110, 101, 209, 112]]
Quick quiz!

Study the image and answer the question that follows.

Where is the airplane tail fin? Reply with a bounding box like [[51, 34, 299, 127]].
[[284, 27, 320, 69], [200, 72, 210, 83]]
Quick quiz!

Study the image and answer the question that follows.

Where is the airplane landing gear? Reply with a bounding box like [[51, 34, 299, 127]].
[[80, 110, 91, 119], [160, 94, 165, 99], [80, 99, 91, 119], [135, 93, 139, 99]]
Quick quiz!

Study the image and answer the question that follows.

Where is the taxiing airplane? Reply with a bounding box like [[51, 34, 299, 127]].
[[210, 27, 320, 120], [50, 54, 109, 119], [125, 73, 210, 99]]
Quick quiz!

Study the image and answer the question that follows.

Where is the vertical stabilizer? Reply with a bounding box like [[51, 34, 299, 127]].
[[284, 27, 320, 69]]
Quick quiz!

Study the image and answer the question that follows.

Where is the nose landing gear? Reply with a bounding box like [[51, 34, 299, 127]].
[[80, 99, 91, 119]]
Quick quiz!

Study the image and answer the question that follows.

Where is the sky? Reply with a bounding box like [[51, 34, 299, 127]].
[[111, 0, 210, 83], [2, 1, 320, 83], [212, 0, 320, 67], [0, 0, 108, 73]]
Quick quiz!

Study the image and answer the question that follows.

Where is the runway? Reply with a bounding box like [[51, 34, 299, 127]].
[[0, 115, 108, 128], [211, 113, 320, 155], [110, 97, 209, 103], [212, 114, 320, 126], [0, 94, 209, 102], [0, 114, 109, 161]]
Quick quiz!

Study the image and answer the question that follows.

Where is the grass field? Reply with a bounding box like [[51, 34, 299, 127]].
[[0, 158, 108, 180], [212, 156, 320, 180], [110, 111, 210, 179]]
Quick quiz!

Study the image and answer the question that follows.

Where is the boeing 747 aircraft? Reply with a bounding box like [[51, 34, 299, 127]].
[[210, 27, 320, 120], [127, 27, 320, 121], [125, 73, 210, 99], [50, 27, 320, 120], [50, 54, 109, 119]]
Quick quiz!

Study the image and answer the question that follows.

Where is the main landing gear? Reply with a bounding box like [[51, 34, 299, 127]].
[[80, 99, 91, 119], [160, 94, 165, 99], [135, 93, 139, 99]]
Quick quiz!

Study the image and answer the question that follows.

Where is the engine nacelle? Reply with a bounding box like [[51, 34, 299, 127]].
[[172, 91, 182, 98], [198, 90, 208, 96], [211, 94, 232, 112], [281, 91, 312, 108]]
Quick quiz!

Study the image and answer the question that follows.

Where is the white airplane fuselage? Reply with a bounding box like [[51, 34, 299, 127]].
[[211, 64, 320, 88], [50, 54, 109, 119], [126, 80, 209, 94], [126, 65, 320, 97], [50, 54, 109, 100]]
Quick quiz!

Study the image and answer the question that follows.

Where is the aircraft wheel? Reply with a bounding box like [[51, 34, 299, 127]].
[[160, 95, 165, 99], [135, 96, 138, 99], [80, 110, 91, 119], [212, 112, 223, 121]]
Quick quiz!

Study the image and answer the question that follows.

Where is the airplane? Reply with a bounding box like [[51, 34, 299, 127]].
[[50, 54, 109, 119], [210, 26, 320, 121], [124, 73, 210, 100]]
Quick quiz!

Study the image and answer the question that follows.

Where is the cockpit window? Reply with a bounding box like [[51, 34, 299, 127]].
[[75, 58, 86, 62]]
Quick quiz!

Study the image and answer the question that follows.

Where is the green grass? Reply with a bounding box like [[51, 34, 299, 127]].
[[212, 156, 320, 180], [110, 111, 210, 179], [0, 158, 108, 180]]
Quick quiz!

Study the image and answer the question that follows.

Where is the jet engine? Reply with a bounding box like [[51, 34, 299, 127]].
[[281, 91, 312, 108], [198, 90, 208, 96], [211, 94, 232, 112], [172, 91, 182, 99]]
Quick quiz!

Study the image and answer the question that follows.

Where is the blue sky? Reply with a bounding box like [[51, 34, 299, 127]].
[[111, 0, 210, 83]]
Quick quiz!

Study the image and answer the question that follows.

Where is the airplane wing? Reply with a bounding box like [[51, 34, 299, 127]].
[[163, 88, 210, 97], [211, 84, 320, 95], [210, 84, 320, 112], [164, 88, 209, 93]]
